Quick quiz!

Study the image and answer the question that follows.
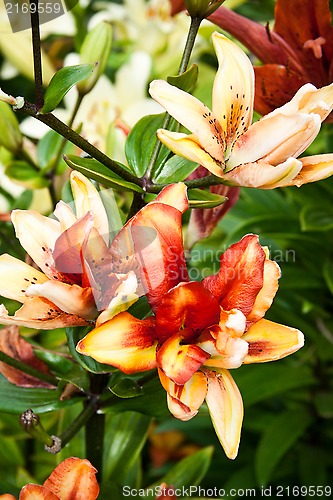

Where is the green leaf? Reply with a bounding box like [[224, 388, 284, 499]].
[[300, 205, 333, 231], [255, 409, 313, 486], [125, 113, 172, 177], [5, 162, 49, 189], [0, 374, 79, 414], [153, 155, 198, 184], [147, 446, 213, 495], [41, 64, 95, 114], [109, 373, 144, 398], [188, 188, 227, 209], [63, 155, 143, 193], [10, 189, 33, 210], [103, 376, 169, 418], [103, 411, 151, 482], [66, 326, 116, 374], [167, 64, 199, 93], [234, 363, 316, 407], [34, 350, 90, 392]]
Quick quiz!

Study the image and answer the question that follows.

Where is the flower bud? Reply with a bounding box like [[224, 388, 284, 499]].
[[0, 101, 22, 153], [185, 0, 224, 18], [77, 22, 113, 95]]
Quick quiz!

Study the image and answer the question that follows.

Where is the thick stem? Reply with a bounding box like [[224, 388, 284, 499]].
[[18, 102, 142, 187], [146, 174, 226, 193], [29, 0, 44, 109], [59, 398, 97, 449], [0, 351, 58, 386], [144, 16, 202, 181]]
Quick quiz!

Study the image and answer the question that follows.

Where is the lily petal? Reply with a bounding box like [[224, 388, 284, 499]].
[[212, 32, 254, 151], [155, 182, 188, 213], [111, 187, 189, 311], [54, 201, 78, 232], [228, 111, 321, 169], [242, 318, 304, 363], [0, 254, 48, 303], [43, 457, 99, 500], [70, 171, 110, 244], [247, 260, 281, 323], [205, 368, 243, 460], [11, 210, 61, 279], [20, 485, 59, 500], [25, 281, 97, 320], [76, 312, 157, 373], [278, 153, 333, 186], [203, 234, 265, 317], [155, 130, 224, 177], [224, 157, 302, 189], [0, 300, 89, 329], [155, 282, 220, 343], [159, 368, 208, 421], [157, 333, 210, 385], [199, 329, 249, 370], [150, 80, 225, 162]]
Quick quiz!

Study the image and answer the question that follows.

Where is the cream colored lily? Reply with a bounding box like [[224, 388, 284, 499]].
[[0, 171, 138, 329], [149, 32, 333, 189]]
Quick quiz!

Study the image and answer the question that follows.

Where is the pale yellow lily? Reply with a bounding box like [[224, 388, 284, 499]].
[[149, 32, 333, 189], [0, 171, 138, 329]]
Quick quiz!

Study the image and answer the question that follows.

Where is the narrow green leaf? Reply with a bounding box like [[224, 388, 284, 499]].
[[125, 113, 172, 177], [234, 364, 316, 407], [167, 64, 199, 93], [147, 446, 214, 494], [109, 374, 144, 398], [41, 64, 95, 114], [103, 411, 151, 482], [153, 155, 198, 184], [0, 374, 79, 414], [300, 205, 333, 231], [66, 326, 116, 374], [5, 162, 49, 189], [188, 188, 227, 208], [64, 155, 143, 193], [255, 410, 313, 486]]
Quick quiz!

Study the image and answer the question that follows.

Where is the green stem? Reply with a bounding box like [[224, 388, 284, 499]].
[[85, 409, 105, 481], [18, 101, 142, 187], [0, 351, 58, 386], [147, 174, 226, 193], [29, 0, 44, 110], [144, 16, 202, 181]]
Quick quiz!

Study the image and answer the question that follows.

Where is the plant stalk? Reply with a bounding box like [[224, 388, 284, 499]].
[[0, 351, 58, 386], [29, 0, 44, 109]]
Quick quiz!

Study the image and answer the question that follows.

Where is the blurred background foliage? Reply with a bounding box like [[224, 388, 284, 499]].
[[0, 0, 333, 498]]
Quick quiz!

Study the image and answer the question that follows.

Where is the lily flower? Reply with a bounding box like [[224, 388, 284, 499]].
[[18, 457, 99, 500], [210, 0, 333, 119], [0, 175, 188, 330], [76, 186, 304, 459], [149, 31, 333, 189]]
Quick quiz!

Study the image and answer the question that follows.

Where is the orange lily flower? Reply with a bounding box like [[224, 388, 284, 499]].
[[0, 174, 187, 330], [210, 0, 333, 119], [17, 457, 99, 499], [149, 32, 333, 189], [76, 187, 304, 459]]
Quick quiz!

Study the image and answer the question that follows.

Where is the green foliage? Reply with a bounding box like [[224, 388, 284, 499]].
[[41, 64, 95, 114]]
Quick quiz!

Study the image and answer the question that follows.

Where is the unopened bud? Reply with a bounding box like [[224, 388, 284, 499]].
[[77, 22, 113, 95], [19, 409, 54, 447], [185, 0, 224, 18], [0, 101, 22, 153]]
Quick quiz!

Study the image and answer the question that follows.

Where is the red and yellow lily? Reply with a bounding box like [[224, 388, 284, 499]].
[[149, 32, 333, 189], [0, 173, 187, 330], [76, 184, 304, 459]]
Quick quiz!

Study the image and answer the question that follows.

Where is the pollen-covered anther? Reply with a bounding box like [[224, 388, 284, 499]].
[[303, 37, 326, 59]]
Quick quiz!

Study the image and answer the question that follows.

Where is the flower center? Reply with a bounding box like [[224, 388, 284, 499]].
[[303, 37, 326, 59]]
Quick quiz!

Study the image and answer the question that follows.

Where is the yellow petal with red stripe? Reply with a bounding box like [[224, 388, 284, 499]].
[[242, 318, 304, 363], [76, 312, 157, 373]]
